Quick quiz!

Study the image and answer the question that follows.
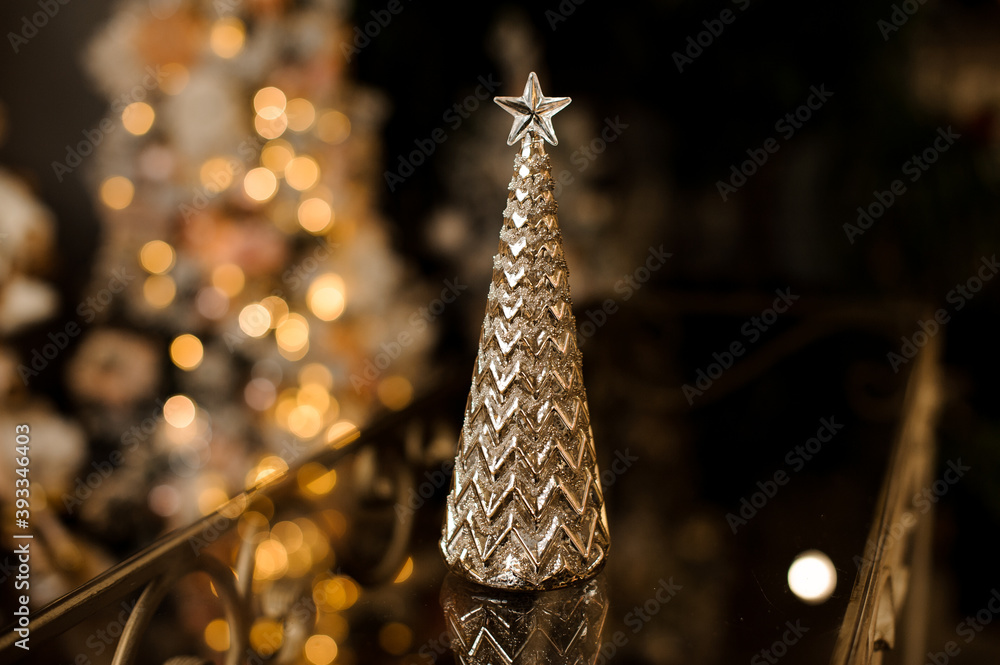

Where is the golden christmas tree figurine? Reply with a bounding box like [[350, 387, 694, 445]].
[[440, 72, 611, 590]]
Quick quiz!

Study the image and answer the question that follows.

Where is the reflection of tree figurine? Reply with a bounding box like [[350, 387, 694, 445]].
[[440, 73, 611, 590], [441, 571, 608, 665]]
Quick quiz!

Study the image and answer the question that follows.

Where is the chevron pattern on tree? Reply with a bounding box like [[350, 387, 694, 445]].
[[441, 135, 610, 590], [441, 571, 608, 665]]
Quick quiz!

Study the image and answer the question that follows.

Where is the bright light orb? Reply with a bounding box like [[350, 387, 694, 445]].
[[787, 549, 837, 604]]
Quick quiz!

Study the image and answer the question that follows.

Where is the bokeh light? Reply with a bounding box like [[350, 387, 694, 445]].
[[212, 263, 245, 297], [244, 167, 278, 202], [253, 87, 287, 119], [210, 17, 245, 58], [170, 333, 204, 370], [122, 102, 155, 135], [143, 275, 176, 308], [307, 274, 345, 321], [204, 618, 230, 651], [286, 98, 316, 132], [304, 634, 338, 665], [297, 197, 333, 234], [316, 109, 351, 144], [163, 394, 196, 428], [284, 155, 320, 191], [139, 240, 175, 274], [239, 303, 271, 338], [100, 176, 134, 210], [787, 550, 837, 604]]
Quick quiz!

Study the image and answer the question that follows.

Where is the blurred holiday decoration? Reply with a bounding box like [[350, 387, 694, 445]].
[[0, 0, 436, 659], [0, 170, 115, 606], [440, 74, 610, 590], [74, 0, 435, 540], [441, 571, 609, 665]]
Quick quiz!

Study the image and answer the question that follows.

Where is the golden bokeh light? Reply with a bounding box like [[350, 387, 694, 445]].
[[307, 273, 346, 321], [143, 275, 176, 308], [313, 576, 359, 612], [378, 375, 413, 411], [393, 556, 414, 584], [253, 87, 287, 119], [284, 155, 320, 191], [139, 240, 175, 274], [297, 197, 333, 234], [243, 167, 278, 202], [200, 157, 235, 192], [260, 295, 290, 328], [261, 139, 294, 173], [378, 622, 412, 655], [270, 520, 304, 552], [122, 102, 155, 136], [163, 394, 196, 428], [304, 634, 338, 665], [297, 462, 337, 496], [170, 333, 204, 370], [246, 455, 288, 490], [100, 176, 134, 210], [249, 618, 284, 655], [288, 404, 322, 439], [299, 363, 333, 389], [316, 109, 351, 144], [239, 303, 271, 338], [286, 98, 316, 132], [198, 486, 229, 515], [276, 313, 309, 352], [326, 421, 359, 448], [297, 383, 330, 413], [159, 62, 189, 95], [204, 619, 230, 651], [210, 17, 245, 58], [254, 112, 288, 140], [211, 263, 245, 297]]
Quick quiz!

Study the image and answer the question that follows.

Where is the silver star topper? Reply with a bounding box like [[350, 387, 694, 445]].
[[494, 72, 571, 146]]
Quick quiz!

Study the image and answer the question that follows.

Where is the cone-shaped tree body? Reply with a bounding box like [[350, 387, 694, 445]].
[[440, 132, 611, 590]]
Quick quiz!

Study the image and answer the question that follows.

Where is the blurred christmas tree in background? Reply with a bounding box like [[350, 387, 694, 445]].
[[2, 0, 437, 612]]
